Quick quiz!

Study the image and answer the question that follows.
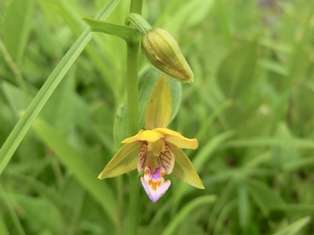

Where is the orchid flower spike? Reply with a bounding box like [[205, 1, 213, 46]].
[[98, 76, 204, 202]]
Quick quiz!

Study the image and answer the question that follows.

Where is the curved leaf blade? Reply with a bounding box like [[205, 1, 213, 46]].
[[0, 0, 121, 175], [32, 118, 118, 225], [217, 40, 258, 99]]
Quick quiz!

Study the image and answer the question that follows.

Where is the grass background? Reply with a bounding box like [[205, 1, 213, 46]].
[[1, 0, 314, 234]]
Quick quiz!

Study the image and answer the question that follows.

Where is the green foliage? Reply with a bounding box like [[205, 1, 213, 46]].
[[217, 40, 258, 99], [1, 0, 34, 64], [1, 0, 314, 234]]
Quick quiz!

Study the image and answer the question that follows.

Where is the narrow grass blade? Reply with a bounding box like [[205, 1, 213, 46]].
[[31, 118, 118, 225], [193, 130, 234, 171], [161, 195, 216, 235], [0, 0, 121, 175], [0, 184, 26, 235], [217, 40, 258, 99], [273, 217, 311, 235], [225, 138, 314, 149], [0, 209, 10, 235], [237, 181, 250, 228], [1, 0, 34, 63], [271, 204, 314, 218], [9, 193, 66, 234], [244, 178, 284, 216]]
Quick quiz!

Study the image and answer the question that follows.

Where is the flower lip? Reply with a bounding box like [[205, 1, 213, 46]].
[[141, 166, 171, 203]]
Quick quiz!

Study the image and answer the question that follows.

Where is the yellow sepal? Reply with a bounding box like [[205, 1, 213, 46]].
[[145, 76, 172, 130], [170, 145, 204, 189], [98, 142, 141, 179], [154, 128, 198, 150]]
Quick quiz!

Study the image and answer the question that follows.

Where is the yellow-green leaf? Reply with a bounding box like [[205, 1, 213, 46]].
[[32, 118, 118, 225]]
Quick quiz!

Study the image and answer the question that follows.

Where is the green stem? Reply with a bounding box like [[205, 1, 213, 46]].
[[128, 170, 140, 235], [126, 30, 140, 235], [130, 0, 143, 15], [0, 38, 29, 93], [126, 43, 139, 134], [117, 176, 124, 234], [126, 1, 143, 234]]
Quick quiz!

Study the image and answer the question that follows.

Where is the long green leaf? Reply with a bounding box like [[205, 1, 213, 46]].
[[270, 204, 314, 219], [225, 137, 314, 149], [0, 0, 121, 175], [161, 195, 216, 235], [31, 118, 118, 225], [273, 217, 311, 235], [5, 170, 71, 209], [193, 130, 234, 171], [159, 0, 214, 33], [0, 211, 9, 235], [216, 40, 258, 99], [9, 193, 66, 235], [0, 184, 26, 235], [0, 0, 34, 63], [244, 178, 284, 216], [237, 181, 250, 228]]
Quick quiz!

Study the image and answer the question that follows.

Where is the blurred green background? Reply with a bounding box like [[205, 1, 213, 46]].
[[1, 0, 314, 234]]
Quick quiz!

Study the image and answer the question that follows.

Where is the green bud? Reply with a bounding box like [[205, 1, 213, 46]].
[[141, 28, 194, 83]]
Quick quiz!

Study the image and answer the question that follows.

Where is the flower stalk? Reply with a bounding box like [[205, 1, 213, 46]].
[[126, 42, 140, 235], [126, 44, 140, 135], [126, 1, 143, 234]]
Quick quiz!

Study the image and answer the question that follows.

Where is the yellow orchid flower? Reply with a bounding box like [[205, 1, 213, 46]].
[[98, 76, 204, 202]]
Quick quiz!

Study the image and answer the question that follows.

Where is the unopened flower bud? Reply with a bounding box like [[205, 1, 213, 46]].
[[141, 28, 194, 83]]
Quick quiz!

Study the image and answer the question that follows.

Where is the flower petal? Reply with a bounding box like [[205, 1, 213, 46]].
[[158, 144, 175, 174], [121, 132, 141, 144], [141, 166, 171, 202], [170, 145, 204, 189], [137, 142, 148, 172], [138, 130, 164, 143], [155, 128, 198, 150], [123, 130, 164, 144], [98, 142, 141, 179], [145, 76, 172, 130]]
